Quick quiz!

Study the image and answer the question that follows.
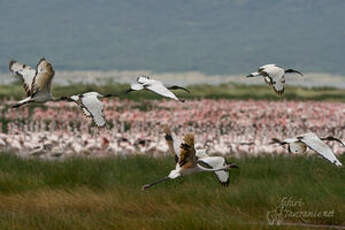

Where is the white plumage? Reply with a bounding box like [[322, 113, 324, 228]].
[[246, 64, 303, 95], [127, 75, 189, 102], [65, 92, 108, 127], [197, 156, 230, 185], [272, 132, 343, 167], [9, 58, 56, 107], [9, 60, 36, 96], [9, 59, 120, 127]]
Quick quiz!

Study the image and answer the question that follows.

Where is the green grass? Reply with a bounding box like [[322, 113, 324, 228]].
[[0, 153, 344, 230], [2, 82, 345, 102]]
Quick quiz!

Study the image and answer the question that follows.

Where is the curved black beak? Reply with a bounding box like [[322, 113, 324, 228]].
[[269, 138, 288, 145], [321, 136, 345, 147]]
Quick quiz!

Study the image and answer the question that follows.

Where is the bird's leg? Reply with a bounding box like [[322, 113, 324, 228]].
[[12, 96, 33, 108], [103, 94, 119, 98], [12, 100, 30, 108], [54, 96, 72, 102], [167, 85, 190, 93], [141, 176, 170, 191], [12, 103, 24, 108]]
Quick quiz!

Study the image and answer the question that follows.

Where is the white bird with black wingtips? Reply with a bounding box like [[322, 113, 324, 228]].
[[271, 132, 343, 167], [126, 75, 190, 102], [9, 58, 118, 127], [9, 58, 62, 107], [61, 92, 118, 127], [142, 127, 238, 190], [246, 64, 303, 95]]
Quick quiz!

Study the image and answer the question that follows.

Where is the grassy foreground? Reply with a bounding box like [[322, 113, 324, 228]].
[[0, 153, 344, 230], [1, 82, 345, 101]]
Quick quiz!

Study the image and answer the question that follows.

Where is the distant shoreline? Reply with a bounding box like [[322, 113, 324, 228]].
[[2, 70, 345, 89]]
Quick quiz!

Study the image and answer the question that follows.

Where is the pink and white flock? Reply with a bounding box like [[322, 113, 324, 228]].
[[1, 98, 344, 159]]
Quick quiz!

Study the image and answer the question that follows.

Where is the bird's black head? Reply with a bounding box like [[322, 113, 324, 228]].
[[9, 60, 16, 71]]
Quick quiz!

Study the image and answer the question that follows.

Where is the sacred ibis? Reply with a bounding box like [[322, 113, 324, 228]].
[[61, 92, 119, 127], [271, 132, 343, 167], [246, 64, 303, 95], [9, 58, 61, 107], [126, 75, 189, 102], [142, 128, 238, 190], [9, 58, 118, 127]]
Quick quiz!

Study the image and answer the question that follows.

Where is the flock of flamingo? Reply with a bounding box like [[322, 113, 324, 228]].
[[0, 58, 344, 188]]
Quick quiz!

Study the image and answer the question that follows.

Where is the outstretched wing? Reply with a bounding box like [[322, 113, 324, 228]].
[[145, 80, 179, 101], [271, 75, 285, 96], [31, 58, 55, 96], [258, 64, 276, 72], [9, 60, 36, 96], [198, 156, 230, 186], [178, 133, 196, 168], [299, 133, 342, 167], [163, 126, 180, 162], [80, 93, 106, 127], [262, 66, 285, 95], [69, 92, 106, 127]]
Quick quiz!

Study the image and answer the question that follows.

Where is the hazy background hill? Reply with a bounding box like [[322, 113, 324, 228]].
[[0, 0, 344, 75]]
